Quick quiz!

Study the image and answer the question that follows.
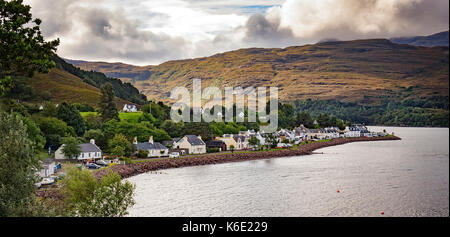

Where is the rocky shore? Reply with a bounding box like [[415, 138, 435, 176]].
[[94, 136, 401, 180]]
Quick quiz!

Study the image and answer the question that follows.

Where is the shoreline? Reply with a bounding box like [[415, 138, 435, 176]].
[[94, 136, 401, 180]]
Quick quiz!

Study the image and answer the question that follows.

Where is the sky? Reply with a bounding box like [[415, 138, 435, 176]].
[[24, 0, 449, 66]]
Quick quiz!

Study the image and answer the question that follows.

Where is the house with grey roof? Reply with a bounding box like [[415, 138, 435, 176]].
[[173, 135, 206, 154], [55, 139, 102, 160], [134, 136, 169, 157], [232, 135, 249, 150], [345, 124, 370, 138]]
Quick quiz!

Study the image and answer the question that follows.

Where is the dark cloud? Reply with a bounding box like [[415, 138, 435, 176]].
[[24, 0, 449, 65], [272, 0, 449, 41], [25, 0, 190, 65]]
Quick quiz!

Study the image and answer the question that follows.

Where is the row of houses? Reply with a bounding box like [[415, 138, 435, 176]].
[[52, 124, 384, 161], [276, 124, 385, 144], [53, 134, 208, 161]]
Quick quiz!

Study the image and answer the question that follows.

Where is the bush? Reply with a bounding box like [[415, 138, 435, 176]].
[[41, 91, 51, 101], [137, 150, 149, 158], [207, 148, 220, 153], [61, 168, 135, 217]]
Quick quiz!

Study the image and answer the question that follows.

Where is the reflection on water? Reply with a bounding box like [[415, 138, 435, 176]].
[[127, 127, 449, 217]]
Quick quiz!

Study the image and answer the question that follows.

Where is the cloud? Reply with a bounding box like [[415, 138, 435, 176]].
[[24, 0, 192, 65], [270, 0, 449, 40], [23, 0, 449, 65]]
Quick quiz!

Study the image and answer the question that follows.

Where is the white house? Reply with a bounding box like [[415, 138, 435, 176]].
[[233, 135, 249, 150], [255, 132, 267, 146], [55, 139, 102, 161], [322, 127, 341, 139], [134, 136, 169, 157], [123, 104, 137, 112], [37, 159, 56, 178], [173, 135, 206, 154], [344, 124, 369, 138]]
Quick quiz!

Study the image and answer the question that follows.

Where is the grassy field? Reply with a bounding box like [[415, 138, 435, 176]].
[[80, 111, 143, 123]]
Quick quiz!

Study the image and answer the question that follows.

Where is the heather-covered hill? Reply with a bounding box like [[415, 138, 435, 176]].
[[69, 39, 449, 105]]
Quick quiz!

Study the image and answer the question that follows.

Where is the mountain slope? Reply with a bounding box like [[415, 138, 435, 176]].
[[390, 31, 449, 47], [68, 39, 449, 105], [29, 68, 134, 109], [53, 56, 148, 105]]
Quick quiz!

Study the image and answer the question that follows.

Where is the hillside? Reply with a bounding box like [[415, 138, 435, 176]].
[[391, 31, 449, 47], [68, 39, 449, 105], [53, 56, 148, 105], [28, 68, 134, 109]]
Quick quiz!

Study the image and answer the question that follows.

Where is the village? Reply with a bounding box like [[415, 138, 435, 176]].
[[35, 104, 390, 188]]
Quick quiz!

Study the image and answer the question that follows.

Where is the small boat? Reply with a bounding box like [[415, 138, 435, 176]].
[[41, 178, 55, 186], [34, 182, 42, 188]]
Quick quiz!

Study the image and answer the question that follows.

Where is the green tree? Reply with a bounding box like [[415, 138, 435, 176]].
[[161, 120, 184, 138], [296, 111, 314, 128], [84, 113, 102, 130], [61, 168, 135, 217], [41, 101, 58, 117], [33, 116, 75, 147], [4, 76, 35, 100], [40, 91, 51, 101], [57, 102, 85, 136], [98, 83, 119, 123], [21, 116, 45, 151], [0, 112, 39, 216], [0, 0, 59, 96], [248, 136, 260, 150], [61, 137, 81, 159], [102, 120, 170, 143], [108, 134, 132, 157], [110, 146, 125, 158], [317, 114, 331, 128], [84, 129, 107, 150]]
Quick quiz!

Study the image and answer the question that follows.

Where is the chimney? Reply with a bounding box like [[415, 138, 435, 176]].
[[149, 136, 153, 144], [133, 137, 138, 145], [197, 135, 202, 140], [90, 139, 95, 145]]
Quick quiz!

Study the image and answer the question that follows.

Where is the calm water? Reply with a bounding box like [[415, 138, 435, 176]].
[[127, 127, 449, 217]]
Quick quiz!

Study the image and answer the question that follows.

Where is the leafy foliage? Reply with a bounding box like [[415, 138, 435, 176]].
[[57, 102, 86, 136], [84, 129, 107, 150], [98, 83, 119, 123], [61, 168, 135, 217], [61, 137, 81, 159], [0, 0, 59, 96], [33, 116, 76, 148], [0, 112, 39, 216], [294, 97, 449, 127], [108, 134, 132, 157]]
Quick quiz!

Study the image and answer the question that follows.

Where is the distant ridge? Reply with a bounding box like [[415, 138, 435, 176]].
[[390, 31, 449, 47], [66, 37, 449, 105]]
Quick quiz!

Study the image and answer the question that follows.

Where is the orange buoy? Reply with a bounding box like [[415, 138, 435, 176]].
[[380, 211, 384, 215]]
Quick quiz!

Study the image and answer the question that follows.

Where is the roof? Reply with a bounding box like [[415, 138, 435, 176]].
[[185, 135, 205, 146], [80, 143, 101, 153], [173, 138, 181, 143], [233, 135, 246, 143], [206, 140, 225, 147], [124, 104, 137, 109], [136, 142, 168, 151]]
